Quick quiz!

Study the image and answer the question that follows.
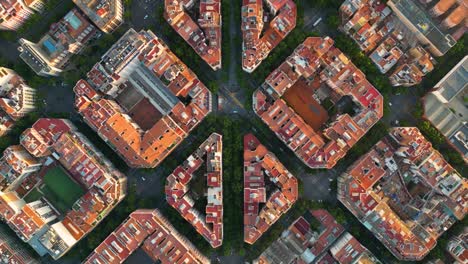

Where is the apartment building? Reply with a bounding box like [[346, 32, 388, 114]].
[[388, 46, 435, 87], [0, 145, 41, 191], [241, 0, 297, 72], [340, 0, 464, 87], [18, 8, 98, 76], [74, 28, 212, 168], [0, 67, 36, 120], [423, 56, 467, 162], [164, 0, 222, 70], [165, 133, 223, 248], [9, 199, 59, 242], [0, 0, 44, 30], [0, 225, 39, 264], [0, 118, 127, 260], [255, 209, 382, 264], [244, 133, 298, 244], [84, 209, 209, 264], [447, 230, 468, 264], [0, 111, 14, 136], [253, 36, 383, 169], [0, 67, 36, 137], [338, 127, 467, 261], [73, 0, 124, 33]]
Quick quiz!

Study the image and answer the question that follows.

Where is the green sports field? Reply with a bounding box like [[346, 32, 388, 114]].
[[39, 166, 85, 213]]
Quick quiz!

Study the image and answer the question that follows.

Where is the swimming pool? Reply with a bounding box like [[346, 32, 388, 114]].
[[42, 39, 57, 54], [64, 12, 82, 30]]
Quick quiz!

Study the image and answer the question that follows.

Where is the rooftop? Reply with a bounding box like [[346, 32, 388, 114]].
[[423, 56, 468, 161], [0, 225, 39, 264], [0, 0, 42, 30], [243, 133, 298, 244], [74, 28, 212, 168], [433, 56, 468, 101], [253, 37, 383, 169], [164, 0, 222, 70], [73, 0, 123, 33], [18, 8, 98, 76], [388, 0, 456, 55], [255, 209, 381, 264], [338, 127, 467, 261], [165, 133, 223, 248], [339, 0, 446, 87], [447, 230, 468, 263], [0, 67, 36, 122], [241, 0, 297, 72], [0, 118, 127, 259], [84, 209, 209, 264]]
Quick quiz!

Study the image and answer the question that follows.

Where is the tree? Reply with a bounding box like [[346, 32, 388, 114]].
[[326, 15, 340, 28], [418, 121, 445, 147]]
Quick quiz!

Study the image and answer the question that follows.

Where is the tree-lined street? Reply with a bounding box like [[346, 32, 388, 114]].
[[0, 0, 466, 263]]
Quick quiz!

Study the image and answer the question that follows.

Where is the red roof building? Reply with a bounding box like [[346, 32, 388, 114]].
[[339, 0, 446, 87], [243, 133, 298, 244], [338, 127, 467, 261], [73, 0, 124, 33], [253, 37, 383, 169], [0, 118, 127, 260], [84, 209, 209, 264], [165, 133, 223, 248], [241, 0, 297, 72], [0, 145, 41, 192], [74, 28, 212, 168], [164, 0, 222, 70], [255, 209, 381, 264], [0, 67, 36, 136]]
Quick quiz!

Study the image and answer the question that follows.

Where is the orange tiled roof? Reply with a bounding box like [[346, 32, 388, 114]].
[[243, 133, 298, 244], [0, 118, 128, 259], [74, 29, 212, 168], [339, 0, 439, 87], [84, 209, 209, 264], [165, 133, 223, 248], [338, 127, 467, 261], [241, 0, 297, 72], [164, 0, 222, 70], [253, 37, 383, 169]]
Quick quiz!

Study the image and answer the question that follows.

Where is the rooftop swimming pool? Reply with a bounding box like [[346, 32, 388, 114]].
[[65, 11, 83, 30], [42, 39, 57, 54]]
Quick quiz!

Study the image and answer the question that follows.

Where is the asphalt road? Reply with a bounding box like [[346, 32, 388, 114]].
[[1, 1, 435, 263], [0, 39, 20, 63], [130, 0, 160, 30], [387, 93, 420, 126]]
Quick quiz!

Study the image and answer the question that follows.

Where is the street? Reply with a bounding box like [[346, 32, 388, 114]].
[[0, 0, 445, 263]]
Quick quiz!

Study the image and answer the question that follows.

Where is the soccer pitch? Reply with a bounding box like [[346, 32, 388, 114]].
[[39, 166, 84, 213]]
